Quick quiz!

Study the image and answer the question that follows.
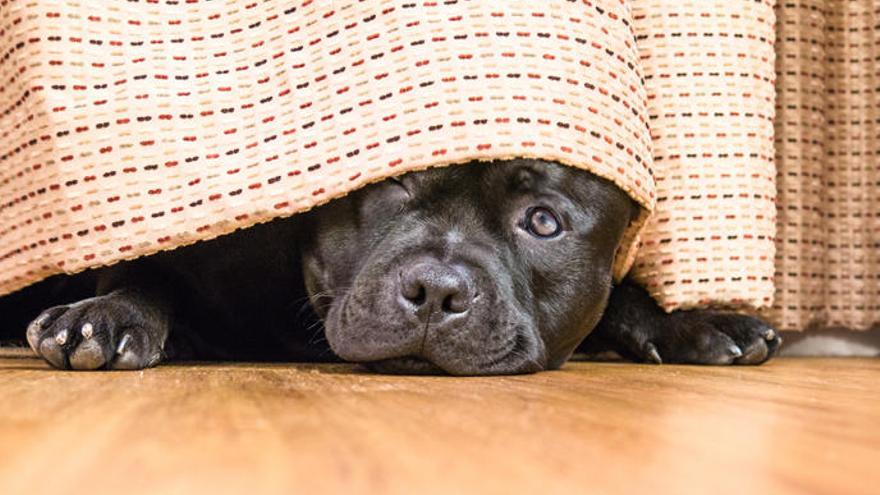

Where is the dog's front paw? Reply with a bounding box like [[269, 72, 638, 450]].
[[26, 293, 167, 370], [636, 311, 782, 365], [584, 279, 782, 366]]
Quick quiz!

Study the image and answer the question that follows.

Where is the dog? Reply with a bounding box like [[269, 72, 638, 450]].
[[20, 159, 781, 375]]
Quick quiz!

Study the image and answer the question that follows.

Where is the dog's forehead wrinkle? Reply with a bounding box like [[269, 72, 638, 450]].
[[500, 163, 595, 215], [408, 164, 481, 194], [418, 202, 490, 243]]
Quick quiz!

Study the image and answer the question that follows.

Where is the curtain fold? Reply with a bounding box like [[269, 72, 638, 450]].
[[768, 0, 880, 331], [629, 0, 778, 312]]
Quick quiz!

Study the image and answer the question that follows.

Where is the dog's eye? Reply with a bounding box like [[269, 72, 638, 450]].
[[525, 207, 562, 238]]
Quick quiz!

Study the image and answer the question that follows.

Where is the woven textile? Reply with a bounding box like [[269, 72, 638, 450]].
[[0, 0, 656, 296], [627, 0, 778, 311], [769, 0, 880, 331], [0, 0, 783, 316]]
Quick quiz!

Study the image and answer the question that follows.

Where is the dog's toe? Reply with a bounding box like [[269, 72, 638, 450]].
[[69, 338, 108, 370], [111, 333, 159, 369], [704, 314, 782, 365], [734, 330, 772, 365], [688, 328, 743, 365], [736, 341, 768, 365], [38, 336, 69, 369]]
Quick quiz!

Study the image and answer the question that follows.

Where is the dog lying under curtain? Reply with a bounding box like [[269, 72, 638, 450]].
[[22, 160, 780, 375]]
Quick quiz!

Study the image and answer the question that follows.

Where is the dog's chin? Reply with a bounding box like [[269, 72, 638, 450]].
[[364, 357, 446, 375], [362, 354, 545, 376]]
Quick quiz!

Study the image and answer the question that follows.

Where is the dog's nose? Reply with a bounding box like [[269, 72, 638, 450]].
[[399, 260, 472, 318]]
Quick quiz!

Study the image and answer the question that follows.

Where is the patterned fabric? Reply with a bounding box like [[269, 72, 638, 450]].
[[0, 0, 655, 296], [0, 0, 781, 317], [769, 0, 880, 331], [629, 0, 778, 311]]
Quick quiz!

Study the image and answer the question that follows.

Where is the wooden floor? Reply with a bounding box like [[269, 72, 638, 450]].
[[0, 351, 877, 495]]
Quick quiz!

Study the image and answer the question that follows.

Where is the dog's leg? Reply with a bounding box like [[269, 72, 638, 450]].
[[25, 262, 173, 370], [580, 278, 782, 365]]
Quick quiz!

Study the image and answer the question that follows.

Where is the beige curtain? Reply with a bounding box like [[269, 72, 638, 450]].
[[2, 0, 876, 334], [0, 1, 656, 296], [769, 0, 880, 331], [629, 1, 778, 313]]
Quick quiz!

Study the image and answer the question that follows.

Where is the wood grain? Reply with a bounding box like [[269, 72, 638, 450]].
[[0, 352, 877, 495]]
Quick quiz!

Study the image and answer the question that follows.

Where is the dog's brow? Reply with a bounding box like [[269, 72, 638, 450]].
[[509, 165, 544, 192]]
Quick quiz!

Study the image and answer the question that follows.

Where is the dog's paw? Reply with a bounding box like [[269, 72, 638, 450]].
[[584, 279, 781, 366], [26, 294, 166, 370], [636, 311, 782, 365]]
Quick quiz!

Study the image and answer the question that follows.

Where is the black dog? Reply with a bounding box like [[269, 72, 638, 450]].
[[20, 160, 780, 374]]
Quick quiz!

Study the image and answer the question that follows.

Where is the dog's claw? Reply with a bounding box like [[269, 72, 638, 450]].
[[645, 343, 662, 364], [81, 322, 94, 339], [55, 329, 68, 346], [728, 344, 743, 358], [116, 333, 131, 355], [762, 328, 776, 341]]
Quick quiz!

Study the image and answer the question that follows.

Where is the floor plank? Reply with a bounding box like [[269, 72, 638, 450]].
[[0, 353, 877, 495]]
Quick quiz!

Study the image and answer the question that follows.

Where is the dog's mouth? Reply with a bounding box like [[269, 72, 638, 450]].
[[323, 266, 548, 375], [364, 356, 446, 375]]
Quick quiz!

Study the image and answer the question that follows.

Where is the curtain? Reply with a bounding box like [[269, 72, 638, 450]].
[[769, 0, 880, 331], [629, 1, 778, 312], [0, 1, 656, 296], [2, 0, 876, 334]]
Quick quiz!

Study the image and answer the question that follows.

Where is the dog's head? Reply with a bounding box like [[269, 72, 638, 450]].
[[301, 160, 638, 375]]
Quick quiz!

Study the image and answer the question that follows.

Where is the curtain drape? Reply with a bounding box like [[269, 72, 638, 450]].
[[768, 0, 880, 331], [1, 0, 877, 334], [0, 1, 656, 295], [629, 0, 778, 312]]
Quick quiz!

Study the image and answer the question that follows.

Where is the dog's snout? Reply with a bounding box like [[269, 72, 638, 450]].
[[399, 260, 472, 317]]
